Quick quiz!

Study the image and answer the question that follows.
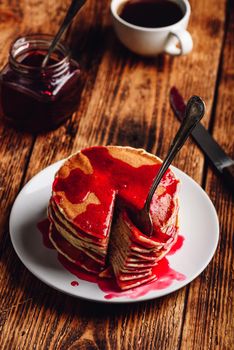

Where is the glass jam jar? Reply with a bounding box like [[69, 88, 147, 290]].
[[0, 34, 83, 132]]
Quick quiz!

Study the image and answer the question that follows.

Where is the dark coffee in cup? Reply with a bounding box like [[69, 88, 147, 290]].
[[119, 0, 184, 28], [111, 0, 193, 56]]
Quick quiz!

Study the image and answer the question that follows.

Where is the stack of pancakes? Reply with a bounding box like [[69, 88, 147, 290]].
[[48, 146, 180, 290]]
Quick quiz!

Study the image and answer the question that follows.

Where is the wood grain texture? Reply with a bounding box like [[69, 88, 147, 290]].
[[180, 1, 234, 349], [0, 0, 232, 349]]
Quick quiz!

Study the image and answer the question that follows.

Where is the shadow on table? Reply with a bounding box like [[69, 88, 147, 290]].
[[66, 24, 169, 152], [68, 23, 167, 75]]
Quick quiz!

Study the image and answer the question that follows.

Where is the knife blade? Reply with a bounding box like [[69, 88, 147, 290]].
[[170, 87, 234, 192]]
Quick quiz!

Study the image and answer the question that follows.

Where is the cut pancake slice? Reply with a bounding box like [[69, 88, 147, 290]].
[[48, 146, 180, 290], [49, 200, 108, 253], [109, 210, 179, 290], [48, 200, 109, 273]]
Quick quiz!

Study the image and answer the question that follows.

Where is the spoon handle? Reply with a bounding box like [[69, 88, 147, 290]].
[[144, 95, 205, 212], [42, 0, 86, 67]]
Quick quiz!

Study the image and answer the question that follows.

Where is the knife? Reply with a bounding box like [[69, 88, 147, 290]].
[[170, 87, 234, 192]]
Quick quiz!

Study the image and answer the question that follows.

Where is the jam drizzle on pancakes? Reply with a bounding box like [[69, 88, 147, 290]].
[[52, 147, 178, 238]]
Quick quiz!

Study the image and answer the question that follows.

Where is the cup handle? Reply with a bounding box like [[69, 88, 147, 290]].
[[164, 29, 193, 56]]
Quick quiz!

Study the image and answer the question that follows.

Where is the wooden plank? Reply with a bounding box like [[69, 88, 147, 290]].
[[0, 3, 33, 237], [0, 1, 81, 348], [0, 0, 228, 349], [180, 1, 234, 349]]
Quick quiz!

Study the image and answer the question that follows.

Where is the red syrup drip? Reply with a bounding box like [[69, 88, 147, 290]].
[[59, 254, 185, 300], [37, 219, 185, 299], [170, 87, 186, 116], [71, 281, 79, 287], [53, 147, 179, 239], [168, 235, 185, 255], [37, 219, 54, 249]]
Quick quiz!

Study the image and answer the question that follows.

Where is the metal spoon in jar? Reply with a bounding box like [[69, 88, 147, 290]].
[[42, 0, 86, 68], [134, 95, 205, 237]]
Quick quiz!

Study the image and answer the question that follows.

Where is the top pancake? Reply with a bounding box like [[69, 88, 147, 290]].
[[52, 146, 179, 239]]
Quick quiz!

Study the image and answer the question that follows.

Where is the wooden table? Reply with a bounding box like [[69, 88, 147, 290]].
[[0, 0, 233, 349]]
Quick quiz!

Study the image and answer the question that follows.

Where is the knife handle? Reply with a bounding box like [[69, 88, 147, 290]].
[[222, 164, 234, 193]]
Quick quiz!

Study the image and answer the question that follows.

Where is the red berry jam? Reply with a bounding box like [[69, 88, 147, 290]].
[[0, 35, 83, 132]]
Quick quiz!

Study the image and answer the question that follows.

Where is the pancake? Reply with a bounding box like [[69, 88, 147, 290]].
[[48, 146, 180, 290]]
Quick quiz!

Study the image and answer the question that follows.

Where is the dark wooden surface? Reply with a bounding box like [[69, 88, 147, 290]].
[[0, 0, 233, 349]]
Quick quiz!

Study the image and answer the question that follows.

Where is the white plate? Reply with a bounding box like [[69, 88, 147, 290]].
[[9, 160, 219, 303]]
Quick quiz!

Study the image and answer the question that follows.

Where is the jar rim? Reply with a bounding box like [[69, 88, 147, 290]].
[[9, 34, 71, 72]]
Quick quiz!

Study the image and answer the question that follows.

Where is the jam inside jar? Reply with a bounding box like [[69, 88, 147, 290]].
[[0, 34, 83, 132]]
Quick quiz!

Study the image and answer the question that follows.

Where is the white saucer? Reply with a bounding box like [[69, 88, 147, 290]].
[[9, 160, 219, 303]]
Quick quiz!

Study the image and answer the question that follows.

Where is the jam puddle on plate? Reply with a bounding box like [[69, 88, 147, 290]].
[[71, 281, 79, 287], [37, 218, 185, 300]]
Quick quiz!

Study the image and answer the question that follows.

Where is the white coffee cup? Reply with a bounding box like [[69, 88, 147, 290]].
[[110, 0, 193, 56]]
